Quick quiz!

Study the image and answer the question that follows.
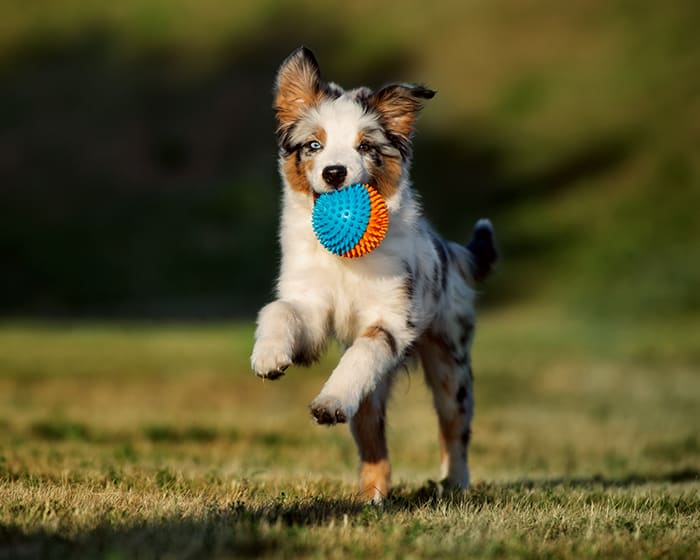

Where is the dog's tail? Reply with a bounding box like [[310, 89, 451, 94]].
[[465, 219, 498, 282]]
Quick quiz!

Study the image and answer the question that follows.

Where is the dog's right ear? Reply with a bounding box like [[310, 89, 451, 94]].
[[274, 47, 323, 130], [369, 84, 435, 159]]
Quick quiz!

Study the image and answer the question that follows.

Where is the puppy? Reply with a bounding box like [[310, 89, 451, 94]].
[[251, 47, 497, 502]]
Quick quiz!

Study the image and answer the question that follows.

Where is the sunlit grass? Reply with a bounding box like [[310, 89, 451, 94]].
[[1, 312, 698, 557]]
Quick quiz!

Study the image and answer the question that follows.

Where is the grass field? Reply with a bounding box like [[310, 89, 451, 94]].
[[1, 309, 698, 558]]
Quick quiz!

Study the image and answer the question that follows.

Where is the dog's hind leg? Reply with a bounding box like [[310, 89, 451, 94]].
[[419, 326, 474, 489], [350, 376, 393, 503]]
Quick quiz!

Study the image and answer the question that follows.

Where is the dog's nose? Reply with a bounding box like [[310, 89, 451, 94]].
[[322, 165, 347, 189]]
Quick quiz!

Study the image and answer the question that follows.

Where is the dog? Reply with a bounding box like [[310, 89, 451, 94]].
[[251, 47, 497, 502]]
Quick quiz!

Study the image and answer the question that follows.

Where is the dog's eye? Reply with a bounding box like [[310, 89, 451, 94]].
[[307, 140, 323, 151], [357, 142, 372, 153]]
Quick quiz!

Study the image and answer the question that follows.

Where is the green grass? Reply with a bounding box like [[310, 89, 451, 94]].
[[1, 312, 698, 558]]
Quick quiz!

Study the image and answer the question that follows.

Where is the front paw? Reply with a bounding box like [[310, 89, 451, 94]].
[[309, 395, 349, 425], [251, 340, 292, 380]]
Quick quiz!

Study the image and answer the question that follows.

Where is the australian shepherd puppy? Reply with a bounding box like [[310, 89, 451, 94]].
[[251, 47, 497, 502]]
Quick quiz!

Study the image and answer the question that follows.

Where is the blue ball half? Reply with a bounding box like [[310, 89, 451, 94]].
[[312, 183, 372, 256]]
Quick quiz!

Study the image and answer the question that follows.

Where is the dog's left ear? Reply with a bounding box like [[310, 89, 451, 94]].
[[370, 84, 435, 145]]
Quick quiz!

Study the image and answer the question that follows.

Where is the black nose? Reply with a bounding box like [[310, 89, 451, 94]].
[[322, 165, 347, 188]]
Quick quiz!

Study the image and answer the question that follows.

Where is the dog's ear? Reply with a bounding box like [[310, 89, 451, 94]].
[[370, 84, 435, 154], [274, 47, 323, 130]]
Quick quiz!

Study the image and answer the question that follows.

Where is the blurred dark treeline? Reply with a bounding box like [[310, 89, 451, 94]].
[[1, 1, 698, 320]]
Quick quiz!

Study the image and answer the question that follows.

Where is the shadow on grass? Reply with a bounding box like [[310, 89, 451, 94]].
[[2, 468, 697, 558], [392, 467, 700, 506], [22, 418, 325, 449], [497, 467, 700, 490], [0, 496, 365, 559]]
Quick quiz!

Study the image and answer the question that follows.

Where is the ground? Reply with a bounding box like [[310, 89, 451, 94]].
[[1, 308, 698, 558]]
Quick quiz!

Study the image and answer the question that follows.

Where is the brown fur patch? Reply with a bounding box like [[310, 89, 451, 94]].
[[352, 396, 390, 502], [359, 459, 391, 502], [355, 130, 365, 147], [283, 153, 312, 194], [352, 397, 388, 462], [355, 129, 402, 199], [372, 155, 402, 199], [315, 128, 327, 145]]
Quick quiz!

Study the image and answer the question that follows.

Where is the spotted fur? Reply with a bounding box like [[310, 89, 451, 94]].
[[251, 47, 498, 502]]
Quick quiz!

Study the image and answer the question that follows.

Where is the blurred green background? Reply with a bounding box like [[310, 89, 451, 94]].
[[2, 0, 699, 321]]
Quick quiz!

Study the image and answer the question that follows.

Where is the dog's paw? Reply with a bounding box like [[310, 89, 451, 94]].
[[250, 340, 292, 380], [309, 395, 348, 425]]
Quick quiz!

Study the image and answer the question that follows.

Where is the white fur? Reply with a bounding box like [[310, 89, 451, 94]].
[[302, 99, 377, 194]]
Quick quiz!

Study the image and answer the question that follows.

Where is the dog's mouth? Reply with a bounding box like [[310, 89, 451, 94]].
[[312, 182, 365, 203], [312, 180, 379, 204], [311, 188, 339, 204]]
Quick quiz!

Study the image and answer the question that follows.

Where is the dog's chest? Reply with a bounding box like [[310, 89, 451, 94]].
[[281, 242, 409, 340], [328, 255, 409, 340]]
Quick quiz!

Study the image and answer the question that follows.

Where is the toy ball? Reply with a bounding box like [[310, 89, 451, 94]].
[[312, 183, 389, 258]]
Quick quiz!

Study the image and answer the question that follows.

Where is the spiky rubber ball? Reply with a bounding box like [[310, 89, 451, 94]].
[[312, 183, 389, 258]]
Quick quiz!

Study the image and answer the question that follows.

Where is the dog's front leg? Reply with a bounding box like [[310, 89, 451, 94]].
[[251, 300, 325, 379], [310, 323, 406, 424]]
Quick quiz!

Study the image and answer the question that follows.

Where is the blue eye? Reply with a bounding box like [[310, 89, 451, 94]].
[[308, 140, 322, 151]]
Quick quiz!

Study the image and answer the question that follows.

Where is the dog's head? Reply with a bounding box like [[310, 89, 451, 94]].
[[274, 47, 434, 201]]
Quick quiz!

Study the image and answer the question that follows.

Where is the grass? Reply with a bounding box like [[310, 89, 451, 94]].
[[1, 310, 698, 558]]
